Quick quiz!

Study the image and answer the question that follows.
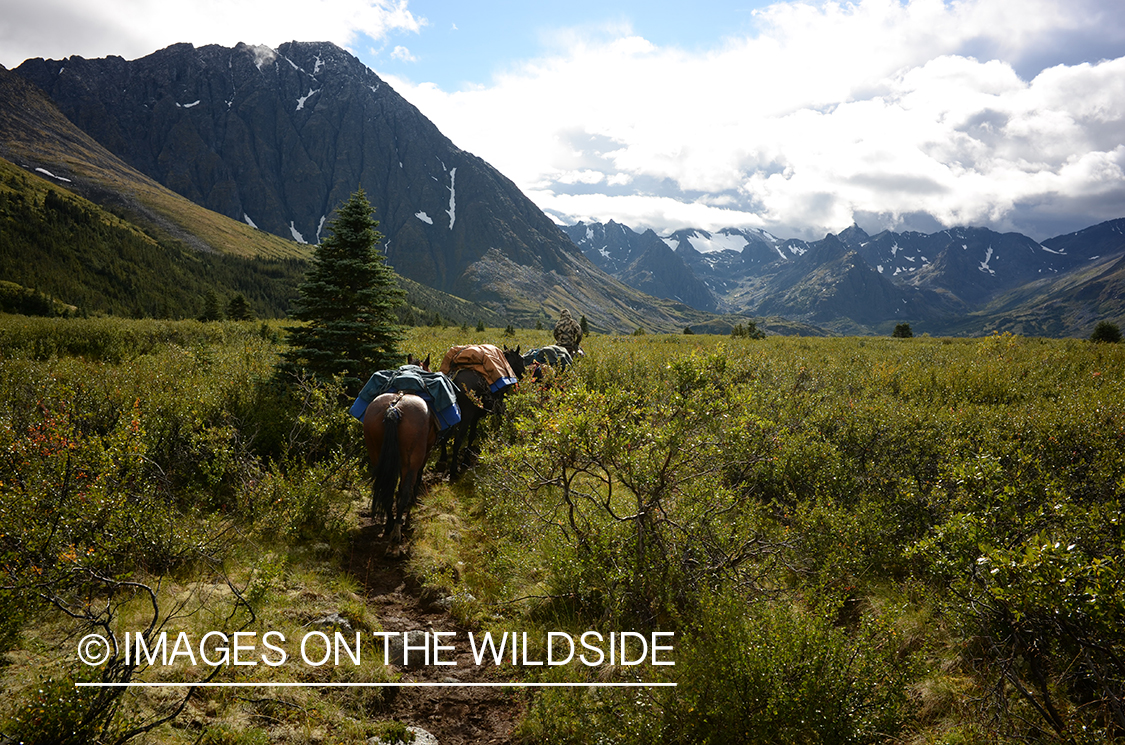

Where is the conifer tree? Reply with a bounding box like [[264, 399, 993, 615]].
[[226, 293, 254, 321], [282, 188, 405, 391], [199, 289, 223, 322]]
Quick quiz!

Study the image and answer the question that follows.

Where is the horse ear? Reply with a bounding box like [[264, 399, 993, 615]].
[[423, 354, 431, 370], [515, 345, 521, 354]]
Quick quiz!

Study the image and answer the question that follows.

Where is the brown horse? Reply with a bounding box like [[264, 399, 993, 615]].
[[363, 391, 438, 554]]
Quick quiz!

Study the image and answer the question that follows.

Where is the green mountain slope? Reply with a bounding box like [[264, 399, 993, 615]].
[[934, 252, 1125, 337], [0, 65, 308, 262], [0, 157, 307, 317]]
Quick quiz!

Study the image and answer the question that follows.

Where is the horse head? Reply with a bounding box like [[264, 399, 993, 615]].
[[503, 345, 526, 380]]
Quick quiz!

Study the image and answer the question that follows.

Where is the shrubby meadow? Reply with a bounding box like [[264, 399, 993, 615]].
[[0, 315, 1122, 744]]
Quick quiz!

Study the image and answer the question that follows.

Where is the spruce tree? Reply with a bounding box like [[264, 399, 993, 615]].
[[282, 188, 405, 391], [226, 293, 254, 321], [199, 289, 223, 322]]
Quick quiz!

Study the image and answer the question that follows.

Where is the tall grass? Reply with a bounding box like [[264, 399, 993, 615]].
[[1, 319, 1122, 743], [466, 330, 1125, 743]]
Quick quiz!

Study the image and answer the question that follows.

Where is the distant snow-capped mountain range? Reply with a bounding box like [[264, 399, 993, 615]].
[[564, 219, 1125, 335]]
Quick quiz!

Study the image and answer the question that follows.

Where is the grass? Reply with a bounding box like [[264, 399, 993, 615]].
[[0, 319, 1123, 743]]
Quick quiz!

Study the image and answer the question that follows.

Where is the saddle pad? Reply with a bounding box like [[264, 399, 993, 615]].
[[523, 345, 573, 371], [350, 365, 462, 430]]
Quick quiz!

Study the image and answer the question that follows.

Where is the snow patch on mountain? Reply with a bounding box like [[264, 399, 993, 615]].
[[289, 221, 306, 244], [979, 246, 995, 275], [296, 88, 319, 111], [35, 167, 71, 183], [446, 168, 457, 230], [689, 231, 748, 254]]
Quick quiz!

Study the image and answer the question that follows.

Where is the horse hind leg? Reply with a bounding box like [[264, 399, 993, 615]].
[[437, 436, 451, 474], [372, 406, 403, 538], [449, 420, 468, 478], [404, 469, 424, 533], [386, 468, 417, 558]]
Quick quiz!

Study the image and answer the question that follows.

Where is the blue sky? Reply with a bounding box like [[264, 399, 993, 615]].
[[2, 0, 1125, 240], [359, 1, 770, 91]]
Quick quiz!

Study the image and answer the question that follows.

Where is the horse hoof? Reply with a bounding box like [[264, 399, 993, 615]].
[[384, 543, 409, 560]]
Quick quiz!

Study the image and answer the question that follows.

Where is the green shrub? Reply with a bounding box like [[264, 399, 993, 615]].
[[1090, 320, 1122, 343], [665, 593, 917, 744]]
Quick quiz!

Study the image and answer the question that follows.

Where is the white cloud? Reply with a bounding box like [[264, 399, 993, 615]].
[[0, 0, 423, 69], [387, 0, 1125, 239], [534, 191, 772, 234], [391, 45, 416, 63], [556, 170, 607, 185]]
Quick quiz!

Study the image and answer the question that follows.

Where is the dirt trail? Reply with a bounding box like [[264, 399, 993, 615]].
[[344, 518, 525, 745]]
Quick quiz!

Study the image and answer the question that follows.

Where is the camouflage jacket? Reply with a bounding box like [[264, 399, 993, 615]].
[[553, 315, 582, 355]]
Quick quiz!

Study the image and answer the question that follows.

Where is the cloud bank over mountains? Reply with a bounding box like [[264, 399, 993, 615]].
[[390, 0, 1125, 241]]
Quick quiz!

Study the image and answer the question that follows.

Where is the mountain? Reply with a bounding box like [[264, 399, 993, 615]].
[[1041, 218, 1125, 258], [0, 63, 504, 325], [850, 226, 1099, 305], [0, 63, 313, 317], [666, 228, 794, 299], [13, 42, 707, 333], [749, 234, 967, 333], [561, 219, 1125, 336], [945, 219, 1125, 336], [10, 40, 1121, 337], [561, 221, 719, 312]]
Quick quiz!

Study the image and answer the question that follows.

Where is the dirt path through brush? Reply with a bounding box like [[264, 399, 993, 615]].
[[344, 516, 525, 745]]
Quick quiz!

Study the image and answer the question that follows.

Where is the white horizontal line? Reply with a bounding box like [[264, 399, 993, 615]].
[[77, 682, 675, 688]]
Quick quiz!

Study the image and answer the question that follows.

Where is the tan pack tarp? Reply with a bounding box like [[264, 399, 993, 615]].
[[439, 344, 517, 389]]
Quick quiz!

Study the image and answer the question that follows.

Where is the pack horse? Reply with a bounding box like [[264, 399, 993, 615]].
[[439, 344, 526, 476], [354, 356, 459, 555]]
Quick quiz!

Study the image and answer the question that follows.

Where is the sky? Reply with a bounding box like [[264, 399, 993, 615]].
[[2, 0, 1125, 241]]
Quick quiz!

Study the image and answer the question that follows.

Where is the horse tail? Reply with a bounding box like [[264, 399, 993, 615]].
[[372, 405, 403, 520]]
